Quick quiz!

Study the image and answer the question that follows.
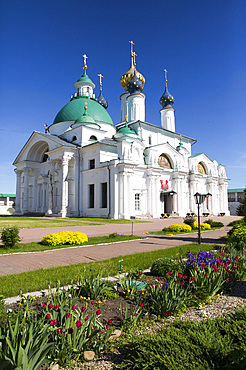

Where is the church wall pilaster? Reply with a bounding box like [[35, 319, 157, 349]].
[[23, 168, 31, 214], [31, 170, 38, 213], [79, 156, 83, 216], [74, 154, 80, 216], [14, 169, 22, 214], [60, 155, 69, 217]]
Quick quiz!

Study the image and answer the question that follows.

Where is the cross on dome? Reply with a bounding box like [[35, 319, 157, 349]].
[[129, 40, 135, 55], [84, 101, 88, 110], [98, 73, 104, 90], [164, 69, 168, 87], [82, 54, 88, 70]]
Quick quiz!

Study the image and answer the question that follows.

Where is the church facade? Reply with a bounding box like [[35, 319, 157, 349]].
[[13, 48, 229, 218]]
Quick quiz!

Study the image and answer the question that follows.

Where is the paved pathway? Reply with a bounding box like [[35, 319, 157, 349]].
[[0, 216, 240, 276]]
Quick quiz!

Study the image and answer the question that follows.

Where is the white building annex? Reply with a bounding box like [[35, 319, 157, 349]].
[[13, 45, 229, 219]]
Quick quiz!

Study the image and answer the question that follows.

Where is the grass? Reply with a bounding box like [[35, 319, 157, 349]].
[[0, 216, 148, 229], [149, 227, 222, 235], [0, 243, 217, 298], [0, 235, 140, 254], [0, 217, 100, 229]]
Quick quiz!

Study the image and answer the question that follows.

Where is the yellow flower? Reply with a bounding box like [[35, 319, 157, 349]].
[[87, 297, 90, 300], [128, 290, 130, 293], [98, 301, 102, 304]]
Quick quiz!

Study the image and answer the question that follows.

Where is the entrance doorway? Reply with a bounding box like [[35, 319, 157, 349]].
[[160, 192, 173, 214]]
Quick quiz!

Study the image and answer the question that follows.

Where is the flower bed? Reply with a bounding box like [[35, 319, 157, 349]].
[[0, 244, 246, 369]]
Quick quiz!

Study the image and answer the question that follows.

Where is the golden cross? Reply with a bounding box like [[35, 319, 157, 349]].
[[44, 123, 48, 133], [164, 69, 168, 87], [133, 51, 137, 65], [98, 73, 103, 85], [84, 101, 88, 110], [82, 54, 88, 65], [129, 40, 135, 55], [125, 114, 128, 122]]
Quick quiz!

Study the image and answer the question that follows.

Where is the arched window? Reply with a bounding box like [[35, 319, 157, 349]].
[[90, 135, 97, 141], [158, 153, 172, 169], [72, 135, 77, 141], [198, 162, 206, 174]]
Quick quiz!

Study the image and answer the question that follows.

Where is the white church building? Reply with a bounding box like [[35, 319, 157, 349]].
[[13, 46, 229, 218]]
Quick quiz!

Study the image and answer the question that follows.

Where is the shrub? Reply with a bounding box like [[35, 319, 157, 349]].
[[167, 224, 192, 233], [203, 219, 224, 228], [227, 225, 246, 250], [151, 257, 176, 276], [228, 219, 245, 227], [109, 233, 118, 238], [0, 226, 21, 248], [121, 309, 246, 370], [193, 222, 211, 230], [184, 215, 195, 229], [41, 231, 88, 246]]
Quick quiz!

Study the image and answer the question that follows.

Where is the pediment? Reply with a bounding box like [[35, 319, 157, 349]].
[[13, 131, 76, 165]]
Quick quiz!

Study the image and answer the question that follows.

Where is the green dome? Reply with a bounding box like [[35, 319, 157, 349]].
[[77, 72, 94, 84], [118, 123, 137, 134], [75, 113, 96, 125], [53, 97, 113, 125]]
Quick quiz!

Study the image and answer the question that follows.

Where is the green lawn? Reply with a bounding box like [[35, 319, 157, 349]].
[[0, 243, 217, 298], [0, 216, 148, 229], [0, 217, 100, 229], [0, 235, 140, 254]]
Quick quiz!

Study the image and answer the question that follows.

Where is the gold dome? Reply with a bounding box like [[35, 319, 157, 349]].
[[120, 54, 145, 91]]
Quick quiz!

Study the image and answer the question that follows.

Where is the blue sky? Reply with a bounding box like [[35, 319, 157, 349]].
[[0, 0, 245, 193]]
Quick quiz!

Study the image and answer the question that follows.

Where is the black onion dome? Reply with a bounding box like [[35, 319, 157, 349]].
[[160, 85, 174, 108], [97, 91, 108, 109], [127, 71, 144, 95]]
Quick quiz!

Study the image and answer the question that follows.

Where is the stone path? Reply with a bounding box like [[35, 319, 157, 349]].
[[0, 215, 238, 277]]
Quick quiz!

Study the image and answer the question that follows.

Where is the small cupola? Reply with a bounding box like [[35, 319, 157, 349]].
[[160, 69, 176, 132], [160, 69, 174, 108], [73, 54, 95, 98]]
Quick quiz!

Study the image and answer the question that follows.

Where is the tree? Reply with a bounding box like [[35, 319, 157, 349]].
[[236, 188, 246, 218]]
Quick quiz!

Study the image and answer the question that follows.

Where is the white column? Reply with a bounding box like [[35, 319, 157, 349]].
[[60, 156, 69, 217], [172, 179, 178, 214], [79, 156, 83, 216], [23, 168, 30, 214], [46, 169, 54, 215], [122, 173, 127, 219], [74, 154, 80, 216], [14, 169, 22, 214], [189, 180, 195, 213], [31, 170, 38, 213], [146, 172, 152, 217], [119, 173, 124, 218]]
